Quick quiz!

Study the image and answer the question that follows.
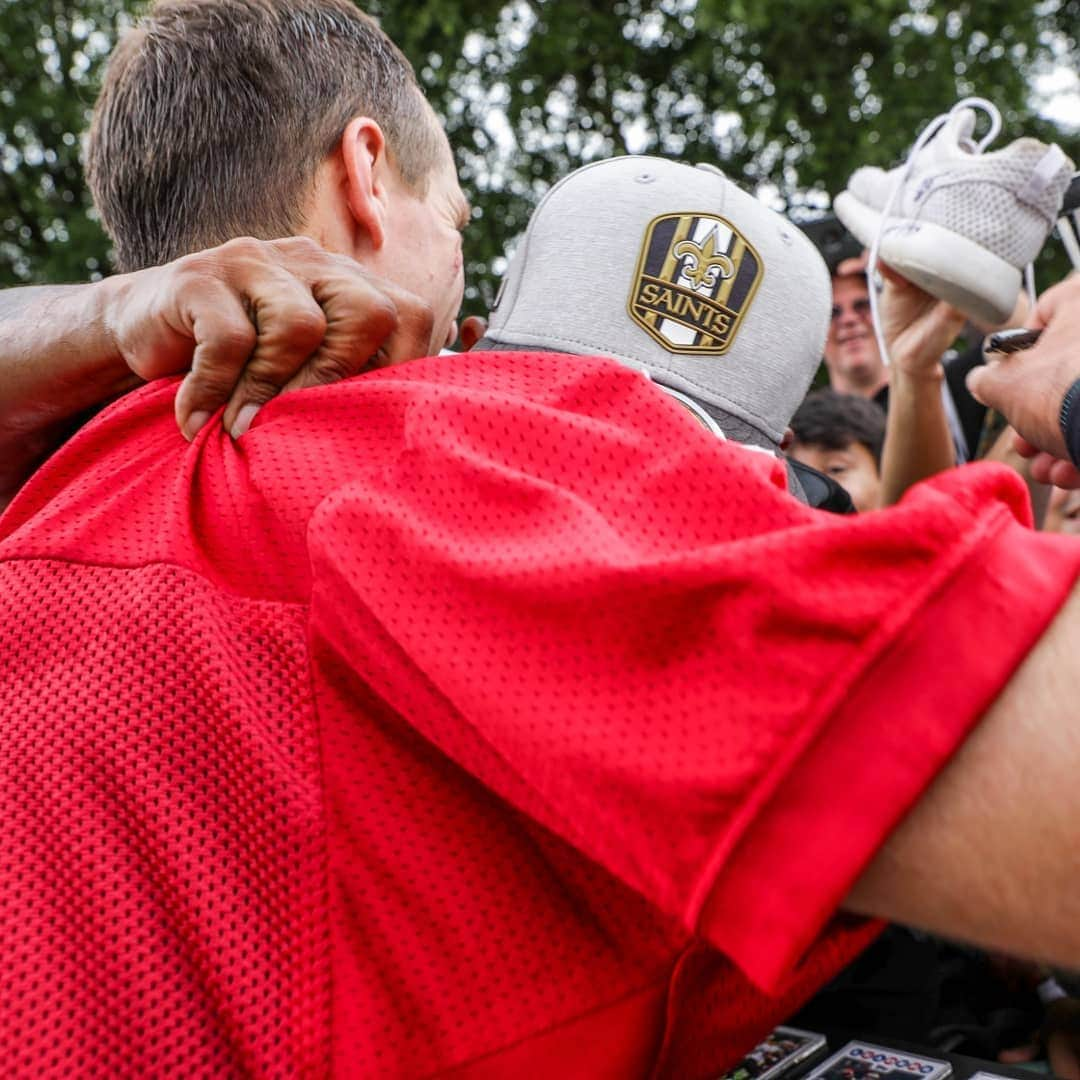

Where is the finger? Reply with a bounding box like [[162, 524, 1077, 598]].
[[277, 275, 400, 394], [459, 316, 487, 351], [173, 291, 258, 440], [1046, 456, 1080, 490], [965, 361, 1012, 408], [925, 298, 967, 344], [272, 241, 434, 368], [1012, 433, 1038, 458], [1025, 451, 1080, 488], [366, 281, 434, 366], [221, 272, 328, 437], [878, 261, 919, 292]]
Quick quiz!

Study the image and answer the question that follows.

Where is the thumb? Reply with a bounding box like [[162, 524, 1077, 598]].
[[965, 361, 998, 407]]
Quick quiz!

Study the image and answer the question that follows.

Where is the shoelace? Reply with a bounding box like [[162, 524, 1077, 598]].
[[1058, 172, 1080, 271], [865, 96, 1038, 366]]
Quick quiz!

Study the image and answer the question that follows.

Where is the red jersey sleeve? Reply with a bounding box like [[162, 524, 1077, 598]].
[[302, 351, 1080, 994]]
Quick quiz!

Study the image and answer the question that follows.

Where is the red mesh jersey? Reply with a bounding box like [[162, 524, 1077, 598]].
[[2, 351, 1077, 1078]]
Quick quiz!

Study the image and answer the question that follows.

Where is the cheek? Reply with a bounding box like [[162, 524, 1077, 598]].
[[848, 468, 882, 511]]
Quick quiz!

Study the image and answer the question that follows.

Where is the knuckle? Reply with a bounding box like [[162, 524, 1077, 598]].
[[396, 297, 434, 342], [284, 304, 328, 346], [176, 237, 270, 284], [325, 249, 366, 273], [288, 235, 322, 256], [221, 235, 266, 260], [172, 249, 216, 282], [366, 294, 401, 332], [213, 319, 258, 357], [334, 291, 398, 338], [390, 289, 433, 327]]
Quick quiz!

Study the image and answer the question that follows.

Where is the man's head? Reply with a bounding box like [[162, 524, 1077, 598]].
[[87, 0, 467, 349], [476, 156, 832, 452], [788, 388, 885, 512], [822, 261, 888, 398]]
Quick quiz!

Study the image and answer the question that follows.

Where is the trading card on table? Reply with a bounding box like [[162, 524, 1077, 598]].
[[803, 1041, 951, 1080], [718, 1026, 828, 1080]]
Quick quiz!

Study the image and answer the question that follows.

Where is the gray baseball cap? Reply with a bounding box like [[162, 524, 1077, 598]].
[[476, 155, 831, 450]]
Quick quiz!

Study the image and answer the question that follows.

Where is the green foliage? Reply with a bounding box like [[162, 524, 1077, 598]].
[[0, 0, 137, 284], [0, 0, 1077, 302]]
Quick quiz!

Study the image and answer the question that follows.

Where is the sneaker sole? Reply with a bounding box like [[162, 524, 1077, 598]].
[[834, 190, 1019, 326]]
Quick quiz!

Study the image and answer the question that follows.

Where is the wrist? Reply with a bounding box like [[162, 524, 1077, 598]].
[[888, 357, 945, 384], [886, 334, 946, 381], [94, 272, 136, 372], [1059, 378, 1080, 468], [33, 278, 144, 419]]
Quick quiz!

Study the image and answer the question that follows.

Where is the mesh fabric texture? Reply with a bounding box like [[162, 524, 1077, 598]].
[[2, 351, 1078, 1077]]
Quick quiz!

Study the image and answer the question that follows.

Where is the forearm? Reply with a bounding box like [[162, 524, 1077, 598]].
[[0, 281, 139, 505], [878, 364, 956, 506], [847, 584, 1080, 971]]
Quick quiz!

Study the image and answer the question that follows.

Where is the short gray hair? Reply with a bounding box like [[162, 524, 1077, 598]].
[[87, 0, 444, 271]]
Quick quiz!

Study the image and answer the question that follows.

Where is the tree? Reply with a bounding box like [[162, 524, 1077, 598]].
[[374, 0, 1079, 310], [1, 0, 1077, 305], [0, 0, 133, 284]]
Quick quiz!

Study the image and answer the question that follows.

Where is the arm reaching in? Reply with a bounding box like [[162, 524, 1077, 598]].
[[0, 235, 434, 507], [876, 268, 966, 505], [846, 584, 1080, 970], [967, 275, 1080, 487]]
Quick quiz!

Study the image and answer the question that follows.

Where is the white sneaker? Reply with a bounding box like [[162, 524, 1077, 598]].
[[834, 101, 1075, 326]]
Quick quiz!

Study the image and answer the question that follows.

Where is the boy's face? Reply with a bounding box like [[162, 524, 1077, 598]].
[[789, 439, 881, 512]]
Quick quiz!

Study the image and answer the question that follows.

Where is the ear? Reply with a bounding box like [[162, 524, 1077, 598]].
[[340, 116, 389, 251]]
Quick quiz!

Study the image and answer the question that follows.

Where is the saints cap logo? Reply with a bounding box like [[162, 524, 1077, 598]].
[[672, 232, 734, 290], [627, 213, 763, 355]]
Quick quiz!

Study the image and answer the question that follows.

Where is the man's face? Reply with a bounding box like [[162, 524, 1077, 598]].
[[789, 439, 881, 513], [380, 131, 468, 354], [823, 276, 887, 398]]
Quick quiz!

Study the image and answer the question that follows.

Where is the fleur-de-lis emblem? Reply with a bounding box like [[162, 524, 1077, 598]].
[[673, 229, 735, 290]]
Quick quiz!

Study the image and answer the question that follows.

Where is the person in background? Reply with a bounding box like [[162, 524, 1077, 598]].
[[788, 389, 886, 512], [822, 255, 889, 400], [823, 251, 992, 464]]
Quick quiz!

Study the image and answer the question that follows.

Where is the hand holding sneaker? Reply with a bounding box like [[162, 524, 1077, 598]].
[[877, 265, 967, 381], [835, 99, 1074, 328]]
